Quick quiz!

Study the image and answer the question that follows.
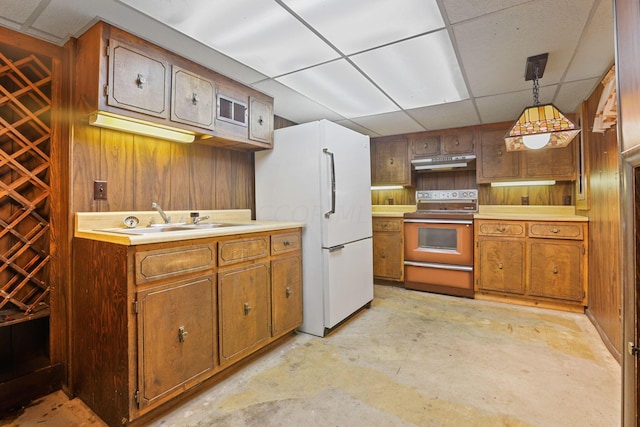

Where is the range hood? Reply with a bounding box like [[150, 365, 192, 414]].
[[411, 154, 476, 172]]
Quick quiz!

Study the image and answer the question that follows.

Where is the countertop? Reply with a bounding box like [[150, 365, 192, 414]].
[[371, 205, 416, 217], [75, 209, 305, 245], [474, 205, 589, 222]]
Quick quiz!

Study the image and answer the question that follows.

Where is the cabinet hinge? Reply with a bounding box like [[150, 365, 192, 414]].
[[628, 342, 640, 357], [133, 300, 138, 314], [134, 389, 140, 408], [105, 43, 110, 57], [582, 244, 586, 255], [103, 84, 109, 97]]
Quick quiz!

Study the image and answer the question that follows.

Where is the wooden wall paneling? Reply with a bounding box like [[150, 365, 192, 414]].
[[100, 129, 134, 212], [132, 135, 172, 213], [71, 124, 101, 212], [235, 150, 254, 210], [214, 149, 254, 210], [169, 142, 190, 210], [189, 144, 216, 209], [214, 149, 233, 209]]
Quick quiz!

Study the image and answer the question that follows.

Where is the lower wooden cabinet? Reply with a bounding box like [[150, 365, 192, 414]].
[[71, 228, 302, 426], [372, 217, 404, 282], [475, 219, 587, 310]]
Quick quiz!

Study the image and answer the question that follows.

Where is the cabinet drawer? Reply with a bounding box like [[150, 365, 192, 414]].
[[528, 222, 584, 240], [219, 235, 269, 267], [135, 243, 215, 284], [373, 218, 402, 232], [476, 221, 525, 237], [271, 231, 301, 255]]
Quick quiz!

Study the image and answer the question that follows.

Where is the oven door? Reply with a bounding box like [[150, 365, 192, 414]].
[[403, 218, 473, 266]]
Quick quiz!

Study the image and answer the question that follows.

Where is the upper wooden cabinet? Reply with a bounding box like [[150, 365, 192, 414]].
[[370, 136, 411, 186], [409, 131, 475, 159], [476, 124, 577, 183], [74, 21, 273, 150]]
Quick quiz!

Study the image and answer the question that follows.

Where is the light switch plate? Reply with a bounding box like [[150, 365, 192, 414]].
[[94, 180, 107, 200]]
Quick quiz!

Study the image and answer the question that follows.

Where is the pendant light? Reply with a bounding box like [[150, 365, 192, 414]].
[[504, 53, 580, 152]]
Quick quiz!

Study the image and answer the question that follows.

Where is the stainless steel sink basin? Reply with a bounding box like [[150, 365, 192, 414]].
[[98, 223, 250, 235]]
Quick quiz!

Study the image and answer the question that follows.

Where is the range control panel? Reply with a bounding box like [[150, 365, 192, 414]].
[[416, 189, 478, 201]]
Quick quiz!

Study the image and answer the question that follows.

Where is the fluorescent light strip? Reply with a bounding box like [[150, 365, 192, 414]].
[[89, 112, 196, 143], [371, 185, 404, 190], [490, 180, 556, 187]]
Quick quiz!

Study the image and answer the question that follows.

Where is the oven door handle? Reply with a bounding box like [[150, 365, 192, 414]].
[[404, 261, 473, 272], [404, 218, 473, 225]]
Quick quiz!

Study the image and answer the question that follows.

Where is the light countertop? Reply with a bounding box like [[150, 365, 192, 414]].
[[474, 205, 589, 222], [75, 209, 304, 245], [371, 205, 416, 217]]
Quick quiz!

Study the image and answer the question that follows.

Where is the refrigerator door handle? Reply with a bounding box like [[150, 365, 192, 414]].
[[327, 244, 345, 252], [323, 148, 336, 218]]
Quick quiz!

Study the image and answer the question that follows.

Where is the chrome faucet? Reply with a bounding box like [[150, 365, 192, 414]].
[[151, 202, 171, 224], [193, 215, 210, 224]]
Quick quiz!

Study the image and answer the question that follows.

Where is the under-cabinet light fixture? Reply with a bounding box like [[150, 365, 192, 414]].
[[504, 53, 580, 152], [89, 112, 196, 143], [490, 180, 556, 188], [371, 185, 404, 190]]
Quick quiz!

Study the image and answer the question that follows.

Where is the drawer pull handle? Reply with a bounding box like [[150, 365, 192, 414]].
[[496, 226, 506, 232], [498, 262, 503, 270], [258, 115, 264, 126], [552, 266, 558, 274], [192, 92, 200, 105], [283, 240, 290, 246], [381, 251, 386, 259], [136, 73, 146, 88], [389, 157, 394, 165], [178, 326, 188, 342], [286, 287, 292, 298], [550, 228, 560, 233], [243, 302, 252, 315]]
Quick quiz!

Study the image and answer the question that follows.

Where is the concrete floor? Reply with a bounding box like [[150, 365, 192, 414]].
[[1, 285, 621, 427]]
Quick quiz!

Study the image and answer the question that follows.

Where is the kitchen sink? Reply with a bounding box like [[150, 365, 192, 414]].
[[98, 223, 250, 235]]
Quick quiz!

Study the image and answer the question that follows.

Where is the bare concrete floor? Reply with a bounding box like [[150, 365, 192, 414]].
[[2, 285, 621, 427]]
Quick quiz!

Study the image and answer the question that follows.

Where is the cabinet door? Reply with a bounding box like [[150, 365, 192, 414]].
[[477, 129, 520, 183], [271, 254, 302, 337], [528, 241, 584, 302], [137, 276, 216, 409], [442, 132, 474, 155], [410, 135, 440, 157], [218, 262, 270, 366], [371, 137, 410, 185], [171, 66, 215, 130], [476, 239, 525, 294], [523, 145, 576, 180], [249, 96, 273, 144], [108, 39, 169, 118], [372, 231, 403, 281]]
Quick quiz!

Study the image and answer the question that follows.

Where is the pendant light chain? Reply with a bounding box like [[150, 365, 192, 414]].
[[532, 64, 540, 106]]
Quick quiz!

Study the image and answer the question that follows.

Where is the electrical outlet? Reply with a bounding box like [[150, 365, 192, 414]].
[[521, 196, 529, 205], [94, 180, 107, 200]]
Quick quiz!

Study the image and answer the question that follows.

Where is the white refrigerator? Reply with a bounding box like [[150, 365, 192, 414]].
[[255, 120, 374, 337]]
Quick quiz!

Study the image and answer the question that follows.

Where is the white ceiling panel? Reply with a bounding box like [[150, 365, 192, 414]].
[[277, 59, 399, 118], [407, 100, 480, 131], [349, 111, 426, 136], [334, 119, 383, 137], [0, 0, 615, 137], [351, 31, 468, 109], [119, 0, 339, 77], [283, 0, 444, 54]]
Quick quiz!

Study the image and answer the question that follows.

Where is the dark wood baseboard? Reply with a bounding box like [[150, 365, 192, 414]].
[[0, 363, 64, 414], [585, 308, 622, 364]]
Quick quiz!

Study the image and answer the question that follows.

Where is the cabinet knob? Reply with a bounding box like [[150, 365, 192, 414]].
[[286, 287, 292, 298], [178, 326, 188, 342], [243, 302, 252, 315], [381, 251, 386, 259], [552, 266, 558, 274], [283, 240, 290, 246], [136, 73, 146, 88], [455, 139, 460, 146], [550, 228, 560, 233], [258, 115, 264, 126], [497, 149, 503, 157], [192, 93, 199, 105], [496, 226, 506, 232], [423, 142, 429, 149], [389, 157, 394, 165], [498, 262, 503, 270]]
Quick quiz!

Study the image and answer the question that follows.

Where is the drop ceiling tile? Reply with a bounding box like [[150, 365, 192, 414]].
[[349, 111, 426, 136], [277, 60, 399, 118], [442, 0, 532, 24], [407, 100, 480, 130], [30, 0, 97, 40], [475, 85, 559, 124], [454, 0, 592, 98], [251, 79, 344, 123], [564, 0, 614, 82], [119, 0, 339, 77], [334, 120, 383, 137], [351, 31, 468, 109], [283, 0, 443, 54], [0, 0, 41, 24], [555, 78, 600, 113]]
